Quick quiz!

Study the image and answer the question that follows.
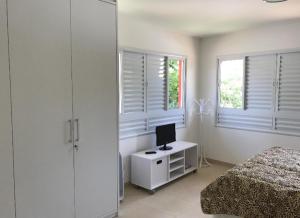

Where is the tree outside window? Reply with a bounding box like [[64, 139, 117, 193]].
[[219, 59, 244, 109], [168, 58, 184, 109]]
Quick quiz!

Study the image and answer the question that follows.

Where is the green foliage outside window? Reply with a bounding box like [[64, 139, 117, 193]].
[[220, 80, 243, 108], [219, 59, 244, 109], [168, 59, 180, 109]]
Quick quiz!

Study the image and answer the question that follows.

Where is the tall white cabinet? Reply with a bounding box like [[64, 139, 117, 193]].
[[8, 0, 75, 217], [2, 0, 118, 217], [0, 0, 15, 217], [72, 1, 118, 217]]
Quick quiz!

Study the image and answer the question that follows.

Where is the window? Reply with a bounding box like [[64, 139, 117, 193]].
[[216, 50, 300, 137], [119, 50, 186, 138], [218, 59, 244, 109]]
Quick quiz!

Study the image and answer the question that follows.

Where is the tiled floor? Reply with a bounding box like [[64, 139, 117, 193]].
[[119, 162, 237, 218]]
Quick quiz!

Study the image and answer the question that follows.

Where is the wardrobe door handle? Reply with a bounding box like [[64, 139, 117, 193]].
[[75, 118, 80, 142], [68, 119, 73, 143], [74, 144, 80, 152]]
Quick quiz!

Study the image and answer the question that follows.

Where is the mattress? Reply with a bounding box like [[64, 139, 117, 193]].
[[201, 147, 300, 218]]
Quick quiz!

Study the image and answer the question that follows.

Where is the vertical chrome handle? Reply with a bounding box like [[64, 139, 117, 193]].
[[75, 118, 80, 142], [68, 119, 73, 143]]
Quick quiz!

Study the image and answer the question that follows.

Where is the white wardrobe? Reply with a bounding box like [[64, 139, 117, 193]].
[[1, 0, 118, 217], [0, 0, 15, 217]]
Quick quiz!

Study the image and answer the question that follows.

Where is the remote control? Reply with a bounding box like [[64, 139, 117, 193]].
[[145, 151, 157, 154]]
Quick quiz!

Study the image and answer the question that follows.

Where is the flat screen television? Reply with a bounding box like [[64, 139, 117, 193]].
[[156, 123, 176, 151]]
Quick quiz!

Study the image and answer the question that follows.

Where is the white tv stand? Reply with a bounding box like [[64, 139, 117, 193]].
[[131, 141, 198, 192]]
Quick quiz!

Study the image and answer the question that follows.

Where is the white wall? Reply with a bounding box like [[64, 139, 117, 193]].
[[118, 14, 199, 182], [195, 19, 300, 165]]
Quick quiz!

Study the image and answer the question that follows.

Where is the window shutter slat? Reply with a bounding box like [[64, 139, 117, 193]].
[[147, 55, 167, 112], [245, 55, 276, 111], [122, 51, 145, 114]]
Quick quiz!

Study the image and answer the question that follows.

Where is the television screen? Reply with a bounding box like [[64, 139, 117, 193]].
[[156, 123, 176, 148]]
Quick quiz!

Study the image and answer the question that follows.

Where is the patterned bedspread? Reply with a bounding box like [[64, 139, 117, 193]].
[[201, 147, 300, 218]]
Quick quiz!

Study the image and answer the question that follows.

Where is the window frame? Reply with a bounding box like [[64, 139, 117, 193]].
[[215, 48, 300, 138], [119, 48, 187, 139]]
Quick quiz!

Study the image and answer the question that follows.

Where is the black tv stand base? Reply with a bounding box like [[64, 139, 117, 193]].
[[159, 145, 173, 151]]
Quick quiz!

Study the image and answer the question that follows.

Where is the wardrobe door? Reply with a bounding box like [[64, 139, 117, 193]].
[[8, 0, 74, 217], [71, 1, 118, 217], [0, 0, 15, 217]]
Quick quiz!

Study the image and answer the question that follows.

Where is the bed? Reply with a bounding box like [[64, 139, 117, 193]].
[[201, 147, 300, 218]]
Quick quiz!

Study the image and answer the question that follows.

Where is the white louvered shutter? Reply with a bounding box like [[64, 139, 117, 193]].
[[122, 51, 145, 114], [217, 112, 273, 130], [120, 51, 147, 138], [245, 55, 276, 111], [275, 118, 300, 134], [275, 52, 300, 134], [148, 112, 185, 131], [147, 54, 167, 111], [119, 115, 147, 138], [277, 53, 300, 112]]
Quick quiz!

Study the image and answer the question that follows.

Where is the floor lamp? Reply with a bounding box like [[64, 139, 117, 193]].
[[194, 98, 212, 168]]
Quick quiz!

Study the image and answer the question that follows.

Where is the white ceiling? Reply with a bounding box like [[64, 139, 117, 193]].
[[118, 0, 300, 36]]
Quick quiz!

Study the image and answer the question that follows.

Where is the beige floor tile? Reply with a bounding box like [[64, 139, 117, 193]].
[[119, 162, 239, 218]]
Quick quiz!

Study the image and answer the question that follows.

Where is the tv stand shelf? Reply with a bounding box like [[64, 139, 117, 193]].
[[131, 141, 198, 192], [169, 156, 184, 164]]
